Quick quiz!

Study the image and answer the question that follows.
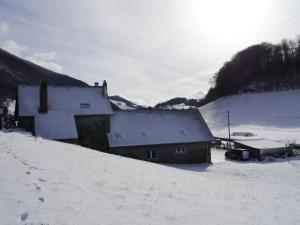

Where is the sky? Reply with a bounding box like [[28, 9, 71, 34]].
[[0, 0, 300, 105]]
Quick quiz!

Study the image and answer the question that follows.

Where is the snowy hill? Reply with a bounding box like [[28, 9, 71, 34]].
[[1, 131, 300, 225], [154, 95, 205, 110], [109, 95, 146, 110], [199, 89, 300, 144]]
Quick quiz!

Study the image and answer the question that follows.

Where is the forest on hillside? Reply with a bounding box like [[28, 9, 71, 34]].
[[0, 49, 86, 102], [206, 37, 300, 102]]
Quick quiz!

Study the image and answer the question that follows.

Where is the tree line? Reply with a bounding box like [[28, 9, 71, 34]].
[[205, 37, 300, 102]]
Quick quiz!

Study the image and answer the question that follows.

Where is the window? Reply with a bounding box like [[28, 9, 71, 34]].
[[115, 132, 122, 140], [175, 148, 187, 154], [80, 103, 91, 109], [147, 150, 157, 159], [179, 129, 186, 136], [140, 131, 148, 138]]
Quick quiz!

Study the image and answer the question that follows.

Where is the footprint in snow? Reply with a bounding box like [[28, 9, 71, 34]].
[[38, 197, 44, 202], [35, 185, 41, 191], [28, 166, 40, 170], [20, 212, 29, 221], [38, 178, 46, 183], [25, 171, 31, 175], [22, 161, 29, 166]]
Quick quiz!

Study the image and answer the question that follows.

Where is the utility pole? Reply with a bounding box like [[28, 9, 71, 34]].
[[227, 110, 231, 149]]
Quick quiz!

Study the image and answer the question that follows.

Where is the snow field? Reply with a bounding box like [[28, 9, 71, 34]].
[[1, 131, 300, 225], [199, 89, 300, 144]]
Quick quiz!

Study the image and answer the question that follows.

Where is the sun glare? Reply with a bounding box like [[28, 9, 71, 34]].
[[186, 0, 271, 44]]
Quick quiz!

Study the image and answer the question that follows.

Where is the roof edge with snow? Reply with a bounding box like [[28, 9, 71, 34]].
[[108, 109, 214, 148]]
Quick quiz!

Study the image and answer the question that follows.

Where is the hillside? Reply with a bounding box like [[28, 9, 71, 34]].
[[109, 95, 145, 110], [154, 97, 205, 110], [1, 131, 300, 225], [0, 48, 146, 110], [0, 48, 87, 101], [154, 91, 205, 110], [205, 38, 300, 102], [199, 89, 300, 144]]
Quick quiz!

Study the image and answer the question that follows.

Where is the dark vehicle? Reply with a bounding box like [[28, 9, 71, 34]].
[[225, 149, 250, 161]]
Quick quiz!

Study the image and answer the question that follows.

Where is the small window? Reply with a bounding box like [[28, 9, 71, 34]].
[[115, 132, 122, 140], [147, 150, 157, 159], [175, 148, 187, 154], [140, 131, 148, 138], [80, 103, 91, 109], [179, 130, 186, 136]]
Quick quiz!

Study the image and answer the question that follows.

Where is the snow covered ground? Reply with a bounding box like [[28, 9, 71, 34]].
[[1, 131, 300, 225], [161, 103, 192, 110], [199, 89, 300, 144]]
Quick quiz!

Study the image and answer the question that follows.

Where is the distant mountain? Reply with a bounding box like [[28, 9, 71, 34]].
[[154, 95, 206, 110], [0, 48, 87, 101], [109, 95, 146, 110]]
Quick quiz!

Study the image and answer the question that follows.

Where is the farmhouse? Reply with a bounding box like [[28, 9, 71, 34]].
[[233, 139, 287, 160], [107, 110, 214, 163], [16, 81, 214, 163], [16, 81, 113, 150]]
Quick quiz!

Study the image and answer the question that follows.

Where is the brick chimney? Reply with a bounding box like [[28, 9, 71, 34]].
[[102, 80, 108, 99], [39, 80, 48, 113]]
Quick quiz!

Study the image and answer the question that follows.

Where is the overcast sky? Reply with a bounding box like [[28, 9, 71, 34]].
[[0, 0, 299, 105]]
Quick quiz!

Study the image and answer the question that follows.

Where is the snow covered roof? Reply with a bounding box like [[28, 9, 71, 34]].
[[234, 139, 286, 150], [108, 110, 214, 147], [35, 111, 78, 140], [18, 85, 113, 116]]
